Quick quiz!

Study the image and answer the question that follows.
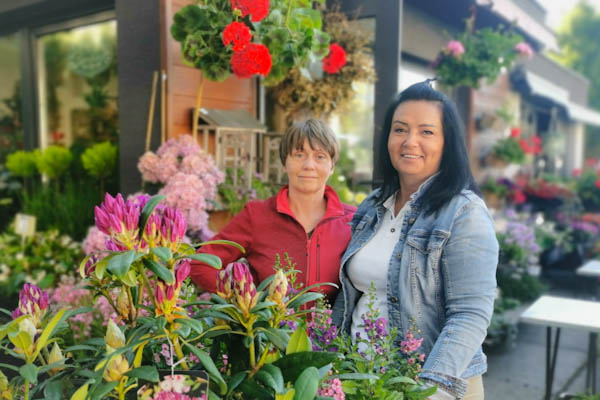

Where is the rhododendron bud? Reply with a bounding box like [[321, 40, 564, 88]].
[[105, 319, 126, 349], [445, 40, 465, 57], [18, 317, 37, 343], [166, 285, 175, 301], [175, 261, 191, 286], [322, 43, 347, 74], [116, 289, 130, 319], [268, 270, 288, 308], [48, 342, 66, 375], [12, 283, 49, 327], [103, 354, 130, 382], [156, 285, 165, 304], [216, 265, 234, 300]]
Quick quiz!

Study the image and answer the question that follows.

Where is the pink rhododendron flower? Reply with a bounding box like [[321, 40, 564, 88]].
[[82, 226, 109, 255], [445, 40, 465, 57]]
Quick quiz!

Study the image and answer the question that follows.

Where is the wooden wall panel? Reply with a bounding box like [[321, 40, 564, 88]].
[[161, 0, 256, 148]]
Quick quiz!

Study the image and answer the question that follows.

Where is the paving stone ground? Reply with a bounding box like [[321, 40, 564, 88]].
[[484, 281, 598, 400]]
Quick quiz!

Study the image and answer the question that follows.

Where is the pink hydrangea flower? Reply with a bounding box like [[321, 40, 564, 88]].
[[445, 40, 465, 57], [82, 226, 109, 255]]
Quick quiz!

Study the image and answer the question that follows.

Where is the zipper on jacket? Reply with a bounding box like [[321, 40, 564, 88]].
[[316, 236, 321, 281], [306, 235, 311, 289]]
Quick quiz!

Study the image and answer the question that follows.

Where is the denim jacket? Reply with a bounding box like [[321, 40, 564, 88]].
[[332, 179, 498, 398]]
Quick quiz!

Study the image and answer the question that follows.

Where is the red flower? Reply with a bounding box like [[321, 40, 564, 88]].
[[531, 136, 542, 154], [510, 127, 521, 138], [572, 168, 582, 177], [595, 178, 600, 189], [585, 158, 598, 167], [222, 21, 252, 51], [230, 0, 270, 22], [231, 43, 272, 78], [512, 190, 526, 204], [322, 43, 347, 74], [518, 138, 531, 154]]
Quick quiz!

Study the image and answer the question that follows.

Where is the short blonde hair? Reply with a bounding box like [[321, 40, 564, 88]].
[[279, 118, 340, 165]]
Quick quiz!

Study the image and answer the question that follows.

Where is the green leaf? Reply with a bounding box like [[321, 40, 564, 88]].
[[258, 327, 289, 350], [19, 363, 38, 384], [287, 292, 324, 310], [195, 239, 245, 253], [256, 364, 284, 394], [151, 247, 172, 262], [79, 254, 91, 278], [9, 330, 32, 352], [182, 253, 222, 269], [174, 317, 204, 334], [237, 380, 273, 400], [126, 365, 159, 382], [107, 250, 137, 278], [139, 194, 166, 232], [227, 371, 247, 395], [286, 326, 311, 354], [0, 363, 19, 371], [142, 258, 175, 284], [33, 308, 68, 360], [293, 366, 319, 400], [185, 344, 227, 395], [90, 381, 119, 400], [95, 257, 109, 280], [330, 372, 379, 380], [273, 352, 340, 383], [44, 379, 63, 400], [386, 376, 416, 385], [120, 269, 139, 287], [70, 383, 89, 400]]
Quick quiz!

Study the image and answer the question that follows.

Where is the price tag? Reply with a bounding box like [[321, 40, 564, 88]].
[[14, 213, 36, 238]]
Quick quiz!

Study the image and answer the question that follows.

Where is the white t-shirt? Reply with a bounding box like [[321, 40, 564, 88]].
[[347, 193, 410, 348]]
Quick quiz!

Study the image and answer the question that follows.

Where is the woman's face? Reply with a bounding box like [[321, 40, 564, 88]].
[[387, 100, 444, 186], [284, 139, 334, 195]]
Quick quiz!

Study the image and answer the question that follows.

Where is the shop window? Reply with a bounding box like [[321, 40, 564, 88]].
[[37, 20, 118, 150], [0, 33, 22, 162]]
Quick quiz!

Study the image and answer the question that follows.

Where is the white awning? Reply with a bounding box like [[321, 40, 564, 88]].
[[519, 70, 600, 127], [476, 0, 559, 51]]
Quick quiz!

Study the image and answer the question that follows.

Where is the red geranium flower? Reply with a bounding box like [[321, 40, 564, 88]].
[[231, 43, 272, 78], [222, 21, 252, 51], [322, 43, 347, 74], [518, 138, 531, 154], [596, 178, 600, 189], [512, 189, 526, 204], [230, 0, 270, 22], [510, 127, 521, 138], [572, 168, 582, 177]]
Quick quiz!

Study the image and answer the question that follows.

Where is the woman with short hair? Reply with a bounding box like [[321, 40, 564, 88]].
[[190, 118, 355, 302]]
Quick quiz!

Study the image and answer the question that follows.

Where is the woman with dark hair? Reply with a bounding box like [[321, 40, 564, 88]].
[[333, 81, 498, 399]]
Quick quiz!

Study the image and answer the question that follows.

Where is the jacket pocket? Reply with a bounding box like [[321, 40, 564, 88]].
[[405, 229, 448, 279]]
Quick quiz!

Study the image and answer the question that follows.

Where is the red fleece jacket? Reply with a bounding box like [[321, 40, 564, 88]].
[[190, 186, 355, 300]]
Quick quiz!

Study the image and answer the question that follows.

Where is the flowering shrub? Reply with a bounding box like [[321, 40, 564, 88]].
[[138, 134, 224, 233], [321, 285, 435, 399], [491, 127, 541, 165], [0, 227, 82, 297], [574, 160, 600, 212], [433, 16, 525, 88], [170, 0, 336, 85]]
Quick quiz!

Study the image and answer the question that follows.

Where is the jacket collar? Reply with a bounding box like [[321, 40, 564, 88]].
[[409, 172, 440, 205], [276, 185, 345, 219]]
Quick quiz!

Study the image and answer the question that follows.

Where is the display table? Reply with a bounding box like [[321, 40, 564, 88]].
[[576, 260, 600, 298], [520, 295, 600, 400]]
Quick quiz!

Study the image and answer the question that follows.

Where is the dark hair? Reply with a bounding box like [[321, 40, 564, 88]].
[[377, 80, 479, 215]]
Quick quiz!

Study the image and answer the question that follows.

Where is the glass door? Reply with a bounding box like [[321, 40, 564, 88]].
[[35, 15, 118, 150]]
